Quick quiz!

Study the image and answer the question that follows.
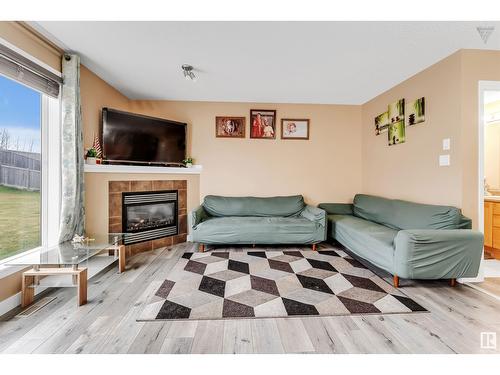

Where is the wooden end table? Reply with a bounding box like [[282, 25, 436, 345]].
[[7, 234, 128, 308]]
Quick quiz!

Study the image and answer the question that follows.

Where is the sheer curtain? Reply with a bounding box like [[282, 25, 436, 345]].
[[58, 54, 85, 242]]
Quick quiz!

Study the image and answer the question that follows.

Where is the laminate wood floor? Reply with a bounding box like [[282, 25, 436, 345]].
[[1, 242, 500, 354]]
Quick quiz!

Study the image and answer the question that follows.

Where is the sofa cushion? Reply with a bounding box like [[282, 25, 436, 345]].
[[203, 195, 305, 217], [328, 214, 397, 272], [193, 216, 318, 244], [353, 194, 461, 230], [318, 203, 353, 215]]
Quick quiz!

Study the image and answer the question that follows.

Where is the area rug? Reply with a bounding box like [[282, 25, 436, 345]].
[[138, 244, 426, 321]]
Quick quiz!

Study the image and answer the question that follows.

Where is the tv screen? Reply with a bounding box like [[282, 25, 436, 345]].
[[102, 108, 186, 165]]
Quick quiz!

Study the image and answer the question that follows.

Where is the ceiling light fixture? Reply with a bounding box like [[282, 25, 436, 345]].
[[477, 26, 495, 44], [182, 64, 197, 81]]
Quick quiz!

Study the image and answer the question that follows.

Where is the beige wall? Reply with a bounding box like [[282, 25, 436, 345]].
[[2, 22, 500, 307], [125, 101, 362, 206], [80, 80, 364, 230], [361, 49, 500, 228], [361, 52, 463, 208], [82, 97, 362, 258], [78, 65, 203, 239], [485, 125, 500, 189], [80, 65, 131, 148], [484, 100, 500, 189], [0, 22, 62, 72]]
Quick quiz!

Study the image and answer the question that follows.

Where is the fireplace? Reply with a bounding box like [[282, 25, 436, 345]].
[[122, 190, 178, 245]]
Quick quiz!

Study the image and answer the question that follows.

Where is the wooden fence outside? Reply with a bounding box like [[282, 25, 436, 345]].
[[0, 150, 41, 191]]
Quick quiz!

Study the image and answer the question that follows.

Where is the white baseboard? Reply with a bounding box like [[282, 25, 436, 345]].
[[0, 292, 21, 317], [467, 282, 500, 301], [0, 286, 49, 317], [459, 276, 485, 283]]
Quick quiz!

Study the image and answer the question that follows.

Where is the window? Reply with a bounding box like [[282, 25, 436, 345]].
[[0, 75, 42, 260], [0, 42, 61, 263]]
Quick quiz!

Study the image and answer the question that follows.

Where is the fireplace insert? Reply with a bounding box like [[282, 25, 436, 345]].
[[122, 190, 178, 245]]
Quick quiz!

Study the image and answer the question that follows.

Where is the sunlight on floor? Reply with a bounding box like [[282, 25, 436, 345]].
[[483, 259, 500, 277]]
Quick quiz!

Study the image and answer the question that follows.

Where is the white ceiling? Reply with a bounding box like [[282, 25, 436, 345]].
[[34, 21, 500, 105]]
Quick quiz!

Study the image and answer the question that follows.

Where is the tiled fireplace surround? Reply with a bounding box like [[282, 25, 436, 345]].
[[108, 180, 188, 255]]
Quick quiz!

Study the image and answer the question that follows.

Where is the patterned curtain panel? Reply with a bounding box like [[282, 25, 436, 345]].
[[58, 54, 85, 242]]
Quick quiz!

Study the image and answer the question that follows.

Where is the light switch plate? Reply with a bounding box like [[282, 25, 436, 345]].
[[439, 154, 450, 166], [443, 138, 451, 150]]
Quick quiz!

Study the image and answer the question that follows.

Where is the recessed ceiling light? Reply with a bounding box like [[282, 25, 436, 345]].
[[182, 64, 197, 82], [477, 26, 495, 44]]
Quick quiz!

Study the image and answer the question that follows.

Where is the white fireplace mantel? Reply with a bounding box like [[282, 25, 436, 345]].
[[84, 164, 202, 175]]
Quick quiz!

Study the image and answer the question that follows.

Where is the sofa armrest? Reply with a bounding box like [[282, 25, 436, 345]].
[[191, 205, 210, 228], [393, 229, 483, 279], [317, 203, 353, 215], [300, 205, 327, 227], [458, 214, 472, 229]]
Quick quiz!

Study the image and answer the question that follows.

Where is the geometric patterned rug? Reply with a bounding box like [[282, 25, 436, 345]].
[[138, 243, 426, 321]]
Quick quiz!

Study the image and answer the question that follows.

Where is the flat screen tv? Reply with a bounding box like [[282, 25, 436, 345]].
[[102, 108, 187, 166]]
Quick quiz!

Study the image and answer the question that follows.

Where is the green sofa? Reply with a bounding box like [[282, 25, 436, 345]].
[[319, 194, 483, 287], [191, 195, 326, 250]]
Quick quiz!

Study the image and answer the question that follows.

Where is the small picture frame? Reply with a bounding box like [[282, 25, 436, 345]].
[[250, 109, 277, 139], [215, 116, 246, 138], [281, 119, 310, 140]]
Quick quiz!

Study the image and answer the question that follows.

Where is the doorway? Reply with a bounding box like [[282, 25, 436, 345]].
[[473, 81, 500, 299]]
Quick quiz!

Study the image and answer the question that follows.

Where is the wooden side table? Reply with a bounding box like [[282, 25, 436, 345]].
[[16, 236, 127, 308], [22, 265, 87, 307]]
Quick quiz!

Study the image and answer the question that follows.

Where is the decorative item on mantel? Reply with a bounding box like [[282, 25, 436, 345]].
[[92, 132, 103, 164], [183, 157, 194, 168], [85, 147, 98, 165], [85, 133, 103, 164]]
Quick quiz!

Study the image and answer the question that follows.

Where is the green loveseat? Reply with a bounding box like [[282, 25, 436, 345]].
[[191, 195, 326, 251], [319, 194, 483, 287]]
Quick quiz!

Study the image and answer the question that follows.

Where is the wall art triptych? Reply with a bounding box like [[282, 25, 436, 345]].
[[374, 97, 426, 146]]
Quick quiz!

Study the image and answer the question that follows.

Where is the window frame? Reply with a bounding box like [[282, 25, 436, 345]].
[[0, 38, 61, 271]]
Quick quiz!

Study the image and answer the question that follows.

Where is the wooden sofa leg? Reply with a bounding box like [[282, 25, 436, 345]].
[[312, 243, 317, 251], [450, 278, 456, 287], [393, 275, 399, 288], [199, 244, 205, 252]]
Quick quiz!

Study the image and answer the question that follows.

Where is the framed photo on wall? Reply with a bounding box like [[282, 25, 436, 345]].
[[250, 109, 276, 139], [215, 116, 246, 138], [281, 119, 310, 140]]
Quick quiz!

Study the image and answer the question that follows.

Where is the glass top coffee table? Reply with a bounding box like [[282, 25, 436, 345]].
[[6, 233, 129, 308]]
